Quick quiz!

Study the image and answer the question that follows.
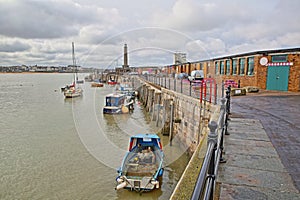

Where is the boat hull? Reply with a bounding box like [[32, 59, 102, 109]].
[[64, 88, 83, 98], [103, 106, 122, 114], [91, 82, 104, 87]]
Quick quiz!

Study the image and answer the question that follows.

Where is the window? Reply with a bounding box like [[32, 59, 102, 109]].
[[232, 59, 237, 75], [220, 61, 224, 75], [200, 63, 203, 70], [239, 58, 245, 75], [272, 55, 287, 62], [247, 57, 254, 76], [215, 62, 218, 74], [226, 60, 230, 75]]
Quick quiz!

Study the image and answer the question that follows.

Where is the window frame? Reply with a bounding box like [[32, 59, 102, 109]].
[[239, 58, 245, 76], [247, 57, 254, 76], [232, 59, 237, 75], [215, 61, 219, 75], [220, 61, 224, 75], [226, 60, 230, 75], [271, 54, 287, 62]]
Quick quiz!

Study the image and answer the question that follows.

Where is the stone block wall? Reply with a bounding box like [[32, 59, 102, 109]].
[[137, 79, 220, 155]]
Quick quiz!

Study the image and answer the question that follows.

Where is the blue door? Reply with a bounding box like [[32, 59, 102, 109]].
[[266, 66, 290, 91]]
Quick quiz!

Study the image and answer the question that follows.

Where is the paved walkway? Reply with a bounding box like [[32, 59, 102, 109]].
[[217, 118, 300, 200]]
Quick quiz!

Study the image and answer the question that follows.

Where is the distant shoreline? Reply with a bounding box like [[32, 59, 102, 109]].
[[0, 72, 88, 74]]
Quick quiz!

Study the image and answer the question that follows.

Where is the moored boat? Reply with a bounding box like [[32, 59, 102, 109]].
[[107, 79, 118, 85], [64, 84, 83, 98], [64, 42, 83, 98], [116, 134, 164, 192], [103, 93, 134, 114], [91, 81, 104, 87]]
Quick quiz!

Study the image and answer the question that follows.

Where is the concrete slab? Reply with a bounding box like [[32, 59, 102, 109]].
[[218, 165, 296, 191], [230, 94, 300, 192], [217, 118, 300, 200], [223, 154, 286, 172], [220, 184, 300, 200]]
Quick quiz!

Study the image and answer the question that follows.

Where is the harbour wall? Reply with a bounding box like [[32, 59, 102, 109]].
[[135, 78, 221, 155]]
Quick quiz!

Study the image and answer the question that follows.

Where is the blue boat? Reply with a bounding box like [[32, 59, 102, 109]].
[[103, 93, 134, 114], [115, 134, 164, 192]]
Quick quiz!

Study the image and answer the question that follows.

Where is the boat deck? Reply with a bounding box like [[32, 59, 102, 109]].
[[125, 163, 158, 177]]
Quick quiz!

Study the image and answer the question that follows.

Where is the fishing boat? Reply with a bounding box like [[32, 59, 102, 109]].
[[64, 42, 83, 98], [103, 93, 134, 114], [116, 134, 164, 192]]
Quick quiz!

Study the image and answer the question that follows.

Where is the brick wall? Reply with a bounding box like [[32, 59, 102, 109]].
[[288, 54, 300, 92]]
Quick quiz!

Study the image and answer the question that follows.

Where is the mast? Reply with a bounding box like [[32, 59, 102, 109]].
[[72, 42, 77, 86]]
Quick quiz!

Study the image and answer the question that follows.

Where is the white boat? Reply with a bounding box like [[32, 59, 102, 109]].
[[64, 42, 83, 98]]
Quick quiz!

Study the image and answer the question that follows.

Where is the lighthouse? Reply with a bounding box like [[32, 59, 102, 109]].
[[122, 44, 129, 72]]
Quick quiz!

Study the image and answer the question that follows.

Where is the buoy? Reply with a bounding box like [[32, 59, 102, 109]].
[[115, 181, 127, 190], [121, 105, 129, 113]]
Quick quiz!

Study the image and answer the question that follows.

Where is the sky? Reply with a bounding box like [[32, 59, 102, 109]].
[[0, 0, 299, 69]]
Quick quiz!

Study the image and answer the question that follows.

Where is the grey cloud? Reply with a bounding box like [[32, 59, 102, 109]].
[[0, 0, 120, 39], [0, 40, 31, 52]]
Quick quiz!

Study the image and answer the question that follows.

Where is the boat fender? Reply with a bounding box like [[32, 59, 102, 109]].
[[121, 105, 129, 113], [115, 181, 127, 190], [151, 180, 159, 189], [116, 176, 123, 183], [158, 168, 164, 176], [129, 104, 134, 110]]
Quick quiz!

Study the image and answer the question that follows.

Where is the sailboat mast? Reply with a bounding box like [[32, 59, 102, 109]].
[[72, 42, 76, 86]]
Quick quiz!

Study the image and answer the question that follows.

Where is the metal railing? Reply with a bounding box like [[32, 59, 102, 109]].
[[191, 88, 231, 200], [142, 74, 219, 104]]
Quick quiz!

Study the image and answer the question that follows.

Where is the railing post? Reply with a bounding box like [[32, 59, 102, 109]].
[[221, 80, 224, 98], [225, 86, 231, 135], [174, 78, 176, 91], [191, 121, 218, 200], [207, 121, 218, 200], [219, 98, 227, 163], [208, 121, 218, 146], [226, 86, 231, 114], [189, 81, 192, 96], [164, 76, 166, 88], [181, 79, 183, 93], [215, 84, 218, 105]]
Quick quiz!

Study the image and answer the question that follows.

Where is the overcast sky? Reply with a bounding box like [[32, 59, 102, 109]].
[[0, 0, 299, 69]]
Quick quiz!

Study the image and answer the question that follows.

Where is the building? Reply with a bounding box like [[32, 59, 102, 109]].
[[174, 53, 187, 65], [171, 47, 300, 92]]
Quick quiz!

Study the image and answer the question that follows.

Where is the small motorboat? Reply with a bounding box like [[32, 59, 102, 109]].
[[91, 82, 104, 87], [116, 134, 164, 192], [91, 80, 104, 87]]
